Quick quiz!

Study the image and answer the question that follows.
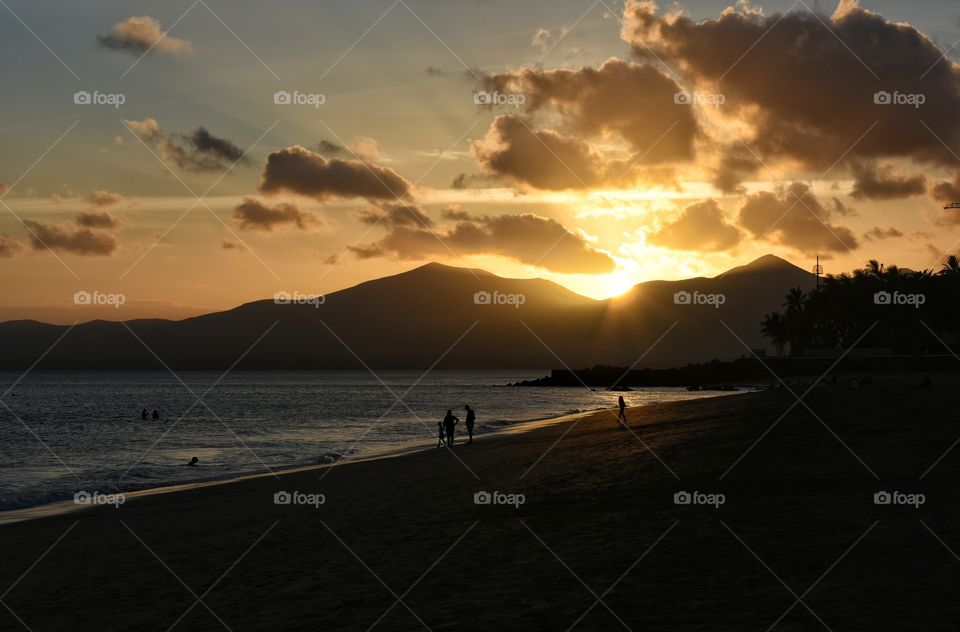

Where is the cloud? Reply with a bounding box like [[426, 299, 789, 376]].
[[712, 146, 763, 194], [738, 182, 858, 253], [98, 16, 193, 56], [483, 58, 697, 164], [23, 220, 118, 256], [233, 197, 320, 231], [621, 1, 960, 177], [349, 211, 615, 274], [647, 199, 741, 251], [125, 118, 250, 172], [317, 140, 347, 157], [0, 235, 24, 258], [84, 190, 125, 208], [531, 28, 554, 50], [932, 172, 960, 205], [76, 211, 124, 229], [862, 226, 904, 241], [472, 115, 608, 190], [354, 203, 433, 228], [259, 145, 412, 202], [850, 161, 926, 200]]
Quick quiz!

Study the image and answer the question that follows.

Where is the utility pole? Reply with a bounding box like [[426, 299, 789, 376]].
[[812, 255, 823, 346]]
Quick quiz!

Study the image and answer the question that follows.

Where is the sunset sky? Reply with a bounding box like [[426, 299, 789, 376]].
[[3, 0, 960, 321]]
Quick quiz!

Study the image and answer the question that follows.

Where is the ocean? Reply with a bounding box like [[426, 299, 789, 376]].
[[0, 370, 741, 512]]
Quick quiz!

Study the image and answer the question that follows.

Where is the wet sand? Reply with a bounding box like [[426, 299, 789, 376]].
[[2, 375, 960, 630]]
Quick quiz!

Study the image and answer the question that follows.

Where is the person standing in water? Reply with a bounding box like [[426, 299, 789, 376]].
[[141, 408, 148, 420], [464, 405, 476, 443], [617, 396, 627, 426], [443, 409, 459, 447]]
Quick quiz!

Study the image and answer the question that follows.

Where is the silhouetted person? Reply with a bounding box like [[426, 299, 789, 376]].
[[186, 457, 199, 467], [443, 410, 459, 447], [618, 396, 627, 426], [437, 422, 445, 448], [141, 408, 148, 420], [921, 375, 933, 388], [464, 405, 476, 443], [152, 409, 160, 420]]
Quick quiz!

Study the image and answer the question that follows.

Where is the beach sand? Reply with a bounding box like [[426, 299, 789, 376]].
[[3, 375, 960, 630]]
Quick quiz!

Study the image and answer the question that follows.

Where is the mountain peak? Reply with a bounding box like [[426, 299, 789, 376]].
[[718, 254, 808, 277]]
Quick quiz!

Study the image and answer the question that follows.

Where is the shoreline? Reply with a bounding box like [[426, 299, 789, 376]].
[[0, 406, 606, 526]]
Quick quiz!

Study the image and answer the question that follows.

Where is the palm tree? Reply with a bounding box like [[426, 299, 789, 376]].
[[939, 254, 960, 277], [760, 311, 787, 358], [782, 287, 809, 356]]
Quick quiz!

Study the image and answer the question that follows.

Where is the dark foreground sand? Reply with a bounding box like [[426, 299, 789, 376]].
[[3, 375, 960, 631]]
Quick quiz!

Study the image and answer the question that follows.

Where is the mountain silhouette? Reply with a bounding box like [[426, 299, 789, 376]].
[[0, 255, 814, 370]]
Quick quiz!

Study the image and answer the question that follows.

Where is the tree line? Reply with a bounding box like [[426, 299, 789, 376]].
[[760, 256, 960, 357]]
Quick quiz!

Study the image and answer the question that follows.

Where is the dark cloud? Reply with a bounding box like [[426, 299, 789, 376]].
[[483, 58, 697, 164], [98, 16, 192, 55], [621, 1, 960, 177], [0, 235, 24, 258], [125, 119, 250, 173], [738, 182, 858, 254], [862, 226, 904, 241], [221, 240, 244, 250], [712, 146, 762, 194], [931, 172, 960, 205], [355, 203, 433, 228], [648, 199, 741, 252], [317, 140, 347, 157], [233, 197, 319, 232], [850, 161, 926, 200], [472, 115, 608, 190], [349, 212, 615, 274], [76, 211, 123, 229], [84, 190, 124, 208], [259, 145, 412, 202], [23, 220, 118, 256]]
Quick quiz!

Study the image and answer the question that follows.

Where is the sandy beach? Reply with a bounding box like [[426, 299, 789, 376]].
[[3, 375, 960, 631]]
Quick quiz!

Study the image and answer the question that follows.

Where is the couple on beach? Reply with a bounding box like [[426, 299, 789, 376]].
[[438, 405, 475, 447]]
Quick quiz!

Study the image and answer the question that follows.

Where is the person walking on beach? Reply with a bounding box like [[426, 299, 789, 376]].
[[152, 409, 160, 420], [141, 408, 148, 420], [437, 421, 445, 448], [617, 396, 627, 426], [464, 405, 476, 443], [443, 409, 459, 447]]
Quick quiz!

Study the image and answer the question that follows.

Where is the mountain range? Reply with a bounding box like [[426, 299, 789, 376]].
[[0, 255, 815, 370]]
